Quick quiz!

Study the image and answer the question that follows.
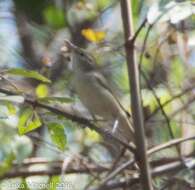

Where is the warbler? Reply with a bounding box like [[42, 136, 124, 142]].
[[61, 41, 134, 154]]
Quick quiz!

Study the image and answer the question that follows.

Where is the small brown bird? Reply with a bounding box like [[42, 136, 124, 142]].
[[62, 41, 134, 154]]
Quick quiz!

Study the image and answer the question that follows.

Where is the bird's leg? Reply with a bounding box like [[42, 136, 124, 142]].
[[112, 119, 119, 134]]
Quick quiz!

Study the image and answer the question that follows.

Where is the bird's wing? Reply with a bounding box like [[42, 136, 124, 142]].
[[93, 72, 131, 117]]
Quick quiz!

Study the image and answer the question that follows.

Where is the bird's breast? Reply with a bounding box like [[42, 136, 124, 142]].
[[73, 72, 120, 119]]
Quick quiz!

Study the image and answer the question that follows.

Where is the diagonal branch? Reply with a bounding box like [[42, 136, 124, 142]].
[[0, 87, 136, 154], [101, 135, 195, 186]]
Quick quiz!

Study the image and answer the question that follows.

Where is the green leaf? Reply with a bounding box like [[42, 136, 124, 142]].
[[6, 68, 51, 83], [0, 152, 15, 177], [0, 101, 17, 116], [169, 57, 185, 86], [5, 101, 16, 115], [142, 88, 171, 113], [49, 176, 60, 190], [48, 122, 66, 151], [97, 0, 111, 9], [36, 84, 49, 98], [132, 0, 141, 17], [43, 6, 65, 29], [18, 107, 33, 131], [18, 107, 42, 135], [18, 178, 30, 190], [39, 96, 74, 103]]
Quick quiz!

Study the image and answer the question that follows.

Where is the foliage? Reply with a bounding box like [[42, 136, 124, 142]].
[[0, 0, 195, 189], [6, 68, 51, 83], [47, 122, 67, 151], [43, 6, 66, 29], [17, 107, 42, 135]]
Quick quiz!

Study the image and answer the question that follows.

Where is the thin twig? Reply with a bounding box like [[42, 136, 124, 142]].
[[136, 4, 179, 150], [131, 18, 147, 42], [141, 70, 181, 157], [148, 135, 195, 155], [169, 95, 195, 118], [146, 84, 195, 120]]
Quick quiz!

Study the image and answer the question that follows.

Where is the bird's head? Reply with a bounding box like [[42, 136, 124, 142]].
[[61, 40, 95, 72]]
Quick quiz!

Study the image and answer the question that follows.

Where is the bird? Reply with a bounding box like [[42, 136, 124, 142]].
[[61, 40, 134, 155]]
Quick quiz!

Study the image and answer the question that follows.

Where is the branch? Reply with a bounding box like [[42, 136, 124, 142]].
[[0, 88, 136, 154], [90, 155, 194, 190], [120, 1, 153, 190], [148, 135, 195, 155], [100, 135, 195, 186], [0, 162, 108, 180], [0, 157, 109, 180], [2, 134, 195, 186]]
